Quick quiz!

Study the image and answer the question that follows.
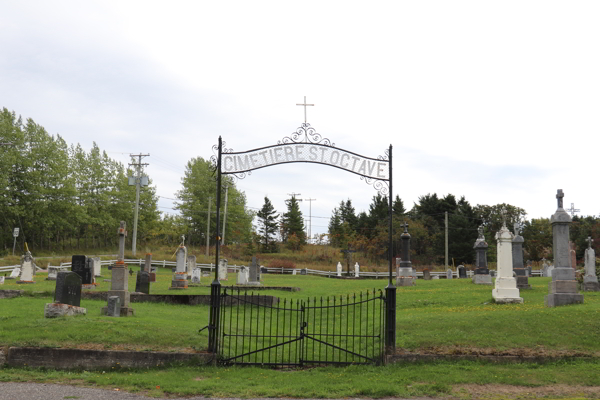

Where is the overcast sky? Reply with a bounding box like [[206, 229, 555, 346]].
[[2, 1, 599, 238]]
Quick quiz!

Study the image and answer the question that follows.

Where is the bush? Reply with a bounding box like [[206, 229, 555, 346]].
[[267, 259, 296, 269]]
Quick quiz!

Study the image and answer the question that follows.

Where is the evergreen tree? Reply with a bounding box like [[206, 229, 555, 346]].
[[256, 196, 279, 253], [281, 196, 305, 244]]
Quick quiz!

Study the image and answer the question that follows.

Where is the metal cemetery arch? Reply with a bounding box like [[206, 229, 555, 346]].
[[208, 122, 396, 355]]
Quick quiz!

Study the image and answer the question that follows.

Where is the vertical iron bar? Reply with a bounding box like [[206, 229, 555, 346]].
[[275, 298, 280, 363], [332, 296, 336, 362], [352, 293, 356, 363], [386, 143, 397, 353], [346, 294, 349, 363], [325, 296, 329, 362], [359, 292, 363, 358], [268, 295, 273, 363], [372, 288, 376, 361], [262, 294, 267, 364], [366, 290, 370, 360], [208, 136, 223, 353], [227, 289, 232, 360], [289, 299, 293, 363], [312, 297, 316, 361]]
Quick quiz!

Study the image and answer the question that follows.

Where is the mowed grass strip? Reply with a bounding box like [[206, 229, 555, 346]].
[[1, 272, 600, 353], [1, 360, 600, 398]]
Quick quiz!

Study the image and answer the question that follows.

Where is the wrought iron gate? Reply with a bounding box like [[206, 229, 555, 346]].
[[218, 288, 385, 366]]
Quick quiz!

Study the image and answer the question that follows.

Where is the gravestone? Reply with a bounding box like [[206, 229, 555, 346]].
[[191, 268, 201, 284], [512, 223, 531, 289], [8, 268, 20, 279], [473, 226, 492, 285], [423, 269, 431, 280], [260, 266, 268, 274], [0, 276, 4, 285], [300, 268, 307, 275], [102, 221, 134, 316], [546, 190, 583, 307], [541, 258, 549, 276], [292, 269, 297, 275], [135, 271, 150, 294], [106, 296, 121, 317], [46, 266, 60, 281], [219, 259, 228, 281], [446, 269, 453, 279], [175, 247, 186, 273], [490, 270, 496, 277], [17, 253, 35, 284], [492, 208, 523, 304], [54, 271, 82, 306], [237, 266, 249, 285], [143, 253, 152, 272], [170, 246, 189, 290], [546, 265, 555, 277], [336, 262, 342, 277], [583, 237, 599, 291], [354, 262, 360, 278], [432, 275, 439, 280], [187, 255, 196, 278], [249, 257, 260, 283], [458, 265, 467, 279], [71, 255, 93, 285], [396, 223, 416, 286], [569, 242, 577, 269], [91, 257, 102, 277]]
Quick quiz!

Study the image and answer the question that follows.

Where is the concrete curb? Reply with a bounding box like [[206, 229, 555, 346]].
[[3, 347, 214, 369], [387, 353, 596, 364]]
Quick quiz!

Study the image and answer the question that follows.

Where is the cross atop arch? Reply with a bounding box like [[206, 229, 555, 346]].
[[296, 96, 314, 123]]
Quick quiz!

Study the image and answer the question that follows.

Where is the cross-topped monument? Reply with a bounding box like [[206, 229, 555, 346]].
[[587, 236, 594, 249], [117, 221, 127, 263], [340, 244, 356, 276], [513, 221, 522, 236], [556, 189, 564, 209], [401, 221, 409, 233], [500, 207, 507, 227], [296, 96, 314, 123], [566, 203, 580, 217]]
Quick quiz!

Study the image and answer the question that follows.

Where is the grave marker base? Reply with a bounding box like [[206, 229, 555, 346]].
[[16, 281, 35, 284], [583, 281, 600, 291], [44, 303, 87, 318], [472, 274, 492, 285]]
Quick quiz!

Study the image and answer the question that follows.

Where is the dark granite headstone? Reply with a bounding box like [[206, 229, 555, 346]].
[[260, 267, 268, 274], [300, 268, 307, 275], [54, 271, 82, 307], [71, 255, 92, 284], [135, 271, 150, 294], [458, 266, 467, 278], [423, 270, 431, 280]]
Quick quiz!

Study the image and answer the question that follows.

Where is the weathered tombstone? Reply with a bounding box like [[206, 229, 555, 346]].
[[546, 190, 584, 307], [106, 296, 121, 317], [237, 266, 249, 285], [354, 262, 360, 278], [54, 272, 82, 306], [45, 273, 87, 318], [446, 268, 453, 279], [546, 265, 555, 277], [17, 252, 35, 284], [187, 255, 196, 278], [300, 268, 307, 275], [260, 266, 268, 274], [432, 275, 439, 280], [175, 247, 186, 273], [191, 267, 201, 284], [473, 225, 492, 285], [292, 269, 297, 275], [512, 223, 531, 289], [143, 253, 152, 273], [170, 246, 189, 290], [423, 269, 431, 280], [72, 255, 93, 285], [8, 268, 20, 279], [46, 266, 60, 281], [135, 271, 150, 294], [102, 221, 134, 316], [219, 259, 228, 281], [583, 236, 599, 291], [91, 257, 102, 277], [569, 241, 577, 269], [458, 265, 467, 279], [0, 276, 4, 285], [492, 208, 523, 304], [336, 262, 342, 277], [541, 258, 549, 277], [249, 257, 260, 283], [396, 223, 416, 286]]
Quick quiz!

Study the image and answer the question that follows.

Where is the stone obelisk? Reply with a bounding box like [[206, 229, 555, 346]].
[[103, 221, 135, 316], [492, 209, 523, 303], [472, 224, 492, 285], [583, 236, 599, 292]]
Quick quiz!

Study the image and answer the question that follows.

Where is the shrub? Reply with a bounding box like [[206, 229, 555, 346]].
[[267, 259, 296, 269]]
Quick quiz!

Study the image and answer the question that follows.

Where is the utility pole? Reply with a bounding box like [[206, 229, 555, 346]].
[[445, 211, 449, 268], [221, 185, 229, 246], [129, 154, 149, 256], [206, 197, 211, 257], [304, 198, 316, 243]]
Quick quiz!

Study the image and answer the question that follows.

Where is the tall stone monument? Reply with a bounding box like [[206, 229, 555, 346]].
[[170, 246, 188, 290], [17, 251, 35, 284], [102, 221, 135, 316], [396, 223, 415, 286], [472, 225, 492, 285], [492, 208, 523, 303], [187, 255, 196, 278], [336, 262, 343, 277], [512, 222, 531, 289], [546, 190, 584, 307], [583, 236, 599, 291]]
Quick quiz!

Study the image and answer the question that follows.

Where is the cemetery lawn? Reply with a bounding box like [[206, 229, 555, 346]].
[[1, 270, 600, 355], [1, 360, 600, 398]]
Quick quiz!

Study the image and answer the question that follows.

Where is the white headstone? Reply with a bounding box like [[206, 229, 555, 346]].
[[47, 266, 59, 280], [545, 265, 555, 277], [191, 268, 201, 284], [0, 276, 4, 285], [492, 223, 523, 303], [176, 247, 187, 273], [10, 268, 20, 278], [92, 257, 102, 277], [354, 262, 360, 278], [292, 269, 297, 275], [19, 259, 35, 282], [336, 262, 342, 277], [219, 259, 228, 281], [237, 266, 249, 285], [446, 269, 453, 279]]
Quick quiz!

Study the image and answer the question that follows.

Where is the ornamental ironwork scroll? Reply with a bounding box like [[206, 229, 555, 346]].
[[212, 123, 389, 195]]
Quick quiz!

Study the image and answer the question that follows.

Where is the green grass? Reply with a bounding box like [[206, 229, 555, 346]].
[[1, 360, 600, 398], [2, 271, 600, 354]]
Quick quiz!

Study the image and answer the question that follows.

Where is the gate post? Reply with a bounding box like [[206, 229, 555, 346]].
[[208, 137, 223, 353]]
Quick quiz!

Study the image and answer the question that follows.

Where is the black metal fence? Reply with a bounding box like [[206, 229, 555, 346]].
[[218, 288, 385, 366]]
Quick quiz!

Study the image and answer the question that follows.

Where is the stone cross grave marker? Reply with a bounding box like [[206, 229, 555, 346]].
[[340, 244, 356, 276], [72, 255, 93, 284], [54, 271, 82, 307], [135, 271, 150, 294]]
